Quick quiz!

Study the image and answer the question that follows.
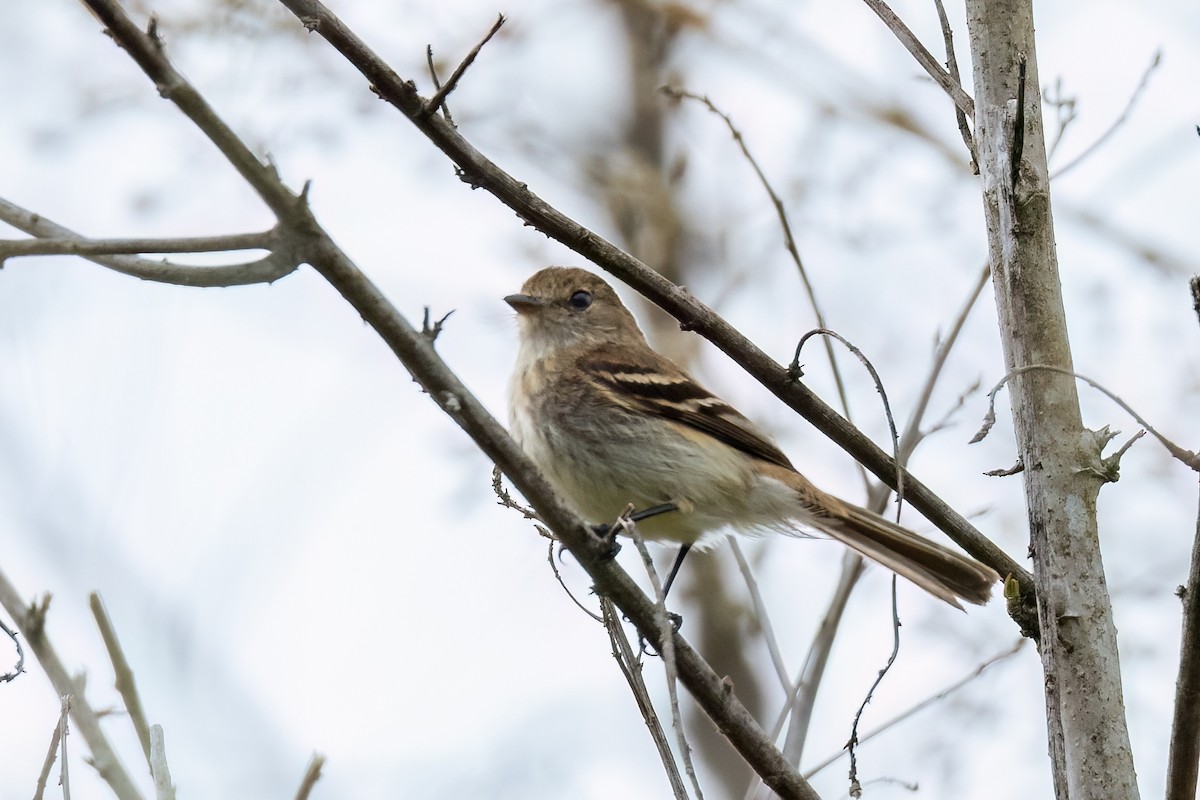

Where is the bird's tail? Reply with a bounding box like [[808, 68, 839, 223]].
[[816, 504, 999, 609]]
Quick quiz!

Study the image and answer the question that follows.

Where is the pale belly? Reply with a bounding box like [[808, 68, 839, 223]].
[[509, 389, 799, 546]]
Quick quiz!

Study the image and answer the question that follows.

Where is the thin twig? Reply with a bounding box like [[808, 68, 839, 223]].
[[760, 263, 993, 787], [491, 465, 541, 522], [898, 262, 990, 466], [730, 541, 789, 688], [1052, 50, 1162, 180], [82, 5, 816, 793], [1043, 76, 1078, 162], [859, 0, 975, 119], [33, 698, 71, 800], [424, 45, 455, 126], [973, 364, 1200, 471], [791, 328, 904, 517], [601, 598, 689, 800], [423, 14, 504, 118], [930, 0, 977, 168], [294, 753, 327, 800], [1166, 479, 1200, 800], [629, 530, 704, 800], [90, 593, 153, 765], [766, 552, 864, 795], [421, 306, 455, 344], [0, 197, 299, 287], [545, 540, 604, 623], [663, 86, 865, 489], [804, 639, 1025, 778], [846, 578, 902, 797], [0, 230, 275, 259], [1190, 276, 1200, 327], [0, 613, 23, 682], [1167, 287, 1200, 800], [60, 694, 73, 800], [149, 726, 176, 800], [0, 567, 144, 800]]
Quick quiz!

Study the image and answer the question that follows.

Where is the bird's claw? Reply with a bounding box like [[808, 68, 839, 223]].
[[589, 523, 622, 558]]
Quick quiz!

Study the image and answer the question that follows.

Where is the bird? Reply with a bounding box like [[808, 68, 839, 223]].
[[505, 266, 998, 608]]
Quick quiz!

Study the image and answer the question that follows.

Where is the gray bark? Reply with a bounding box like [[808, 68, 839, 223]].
[[964, 1, 1140, 797]]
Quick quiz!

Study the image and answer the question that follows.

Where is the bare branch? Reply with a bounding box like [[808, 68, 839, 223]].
[[89, 593, 153, 765], [423, 14, 505, 119], [1167, 480, 1200, 800], [0, 612, 22, 683], [730, 541, 789, 689], [967, 0, 1138, 790], [803, 639, 1025, 778], [764, 263, 995, 785], [421, 306, 455, 344], [900, 262, 990, 463], [148, 726, 176, 800], [0, 231, 274, 259], [491, 465, 541, 522], [859, 0, 975, 119], [60, 694, 72, 800], [629, 528, 704, 800], [846, 580, 902, 797], [294, 753, 326, 800], [0, 567, 144, 800], [791, 328, 903, 516], [775, 552, 864, 773], [1052, 50, 1162, 180], [0, 197, 298, 287], [1191, 276, 1200, 327], [425, 46, 455, 126], [84, 2, 307, 225], [977, 364, 1200, 471], [74, 3, 819, 791], [544, 540, 605, 623], [33, 699, 70, 800], [984, 460, 1024, 478], [930, 0, 977, 167], [602, 598, 689, 800], [273, 0, 1030, 613], [662, 87, 862, 487], [1167, 282, 1200, 800]]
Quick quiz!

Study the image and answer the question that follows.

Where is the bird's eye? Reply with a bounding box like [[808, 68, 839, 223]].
[[568, 290, 593, 310]]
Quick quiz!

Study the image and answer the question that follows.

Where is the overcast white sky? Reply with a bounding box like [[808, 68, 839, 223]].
[[2, 1, 1198, 798]]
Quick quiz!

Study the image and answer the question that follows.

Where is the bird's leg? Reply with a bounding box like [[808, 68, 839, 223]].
[[661, 544, 692, 599], [589, 501, 681, 558], [629, 502, 680, 525]]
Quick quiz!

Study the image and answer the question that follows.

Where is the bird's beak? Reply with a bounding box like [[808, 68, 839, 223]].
[[504, 293, 544, 314]]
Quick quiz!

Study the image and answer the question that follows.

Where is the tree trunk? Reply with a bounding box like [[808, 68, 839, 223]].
[[964, 1, 1140, 797]]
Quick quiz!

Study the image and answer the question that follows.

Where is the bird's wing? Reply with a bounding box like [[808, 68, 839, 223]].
[[580, 350, 796, 471]]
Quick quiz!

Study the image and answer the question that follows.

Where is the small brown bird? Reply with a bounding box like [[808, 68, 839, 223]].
[[506, 267, 998, 608]]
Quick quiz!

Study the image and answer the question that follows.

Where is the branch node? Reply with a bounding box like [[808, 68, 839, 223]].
[[421, 306, 455, 343], [422, 14, 505, 119], [984, 459, 1024, 478]]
